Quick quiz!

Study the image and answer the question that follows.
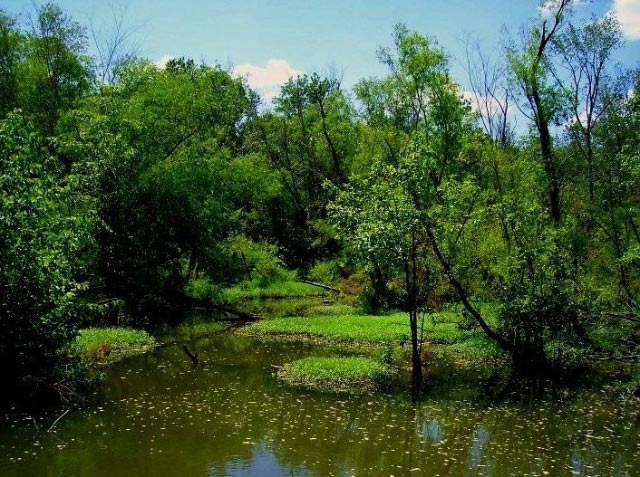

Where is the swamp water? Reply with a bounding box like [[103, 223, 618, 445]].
[[1, 329, 639, 477]]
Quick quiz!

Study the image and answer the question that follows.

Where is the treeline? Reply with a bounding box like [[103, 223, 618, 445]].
[[1, 1, 639, 399]]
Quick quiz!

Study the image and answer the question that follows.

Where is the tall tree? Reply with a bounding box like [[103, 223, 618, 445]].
[[508, 0, 573, 225], [0, 10, 21, 117], [18, 3, 92, 136]]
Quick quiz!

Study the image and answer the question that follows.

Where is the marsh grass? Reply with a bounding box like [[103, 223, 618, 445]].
[[69, 327, 156, 365], [242, 311, 481, 345], [278, 357, 391, 392], [242, 313, 410, 344], [221, 271, 328, 302], [243, 309, 506, 372]]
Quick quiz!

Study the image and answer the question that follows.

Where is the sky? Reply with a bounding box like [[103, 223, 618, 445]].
[[4, 0, 640, 104]]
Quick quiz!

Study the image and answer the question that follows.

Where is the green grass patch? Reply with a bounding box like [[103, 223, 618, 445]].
[[306, 304, 361, 317], [242, 313, 410, 344], [278, 357, 391, 392], [69, 327, 156, 366], [242, 311, 479, 346], [221, 271, 328, 301]]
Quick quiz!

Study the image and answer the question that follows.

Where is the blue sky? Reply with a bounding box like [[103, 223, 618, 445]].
[[4, 1, 640, 102]]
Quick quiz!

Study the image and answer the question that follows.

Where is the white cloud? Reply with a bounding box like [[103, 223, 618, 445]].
[[608, 0, 640, 40], [462, 90, 508, 117], [232, 59, 301, 107], [154, 55, 175, 69], [232, 59, 301, 89]]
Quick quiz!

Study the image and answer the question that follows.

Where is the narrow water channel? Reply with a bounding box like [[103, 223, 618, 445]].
[[1, 330, 639, 476]]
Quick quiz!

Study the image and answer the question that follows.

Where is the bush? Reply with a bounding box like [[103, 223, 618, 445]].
[[184, 277, 221, 303], [308, 259, 342, 285]]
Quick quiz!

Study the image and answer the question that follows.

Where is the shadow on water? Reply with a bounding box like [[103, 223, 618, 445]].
[[1, 322, 639, 477]]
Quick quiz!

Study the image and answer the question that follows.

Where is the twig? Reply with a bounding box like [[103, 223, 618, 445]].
[[297, 279, 342, 293], [47, 409, 69, 433]]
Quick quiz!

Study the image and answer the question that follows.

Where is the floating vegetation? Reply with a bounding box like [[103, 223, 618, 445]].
[[2, 332, 639, 477], [68, 327, 156, 365], [278, 357, 392, 392]]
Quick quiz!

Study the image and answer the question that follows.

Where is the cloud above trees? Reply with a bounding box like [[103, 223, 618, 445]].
[[609, 0, 640, 39], [233, 59, 301, 105]]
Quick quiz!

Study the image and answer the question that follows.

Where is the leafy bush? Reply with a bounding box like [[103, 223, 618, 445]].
[[228, 235, 285, 280], [308, 259, 342, 285], [184, 277, 221, 303]]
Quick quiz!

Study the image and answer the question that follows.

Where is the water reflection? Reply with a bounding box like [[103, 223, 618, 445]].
[[0, 330, 639, 477], [421, 418, 442, 443], [213, 443, 311, 477], [469, 425, 488, 470]]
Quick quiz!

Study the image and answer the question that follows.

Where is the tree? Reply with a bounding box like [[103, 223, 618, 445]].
[[553, 15, 623, 202], [0, 10, 21, 117], [465, 35, 515, 148], [331, 25, 487, 389], [331, 135, 450, 391], [0, 112, 95, 397], [17, 3, 93, 136], [58, 59, 267, 301], [245, 72, 357, 267], [90, 1, 139, 85], [508, 0, 573, 225]]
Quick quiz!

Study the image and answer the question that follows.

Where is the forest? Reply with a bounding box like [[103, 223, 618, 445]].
[[1, 0, 639, 406]]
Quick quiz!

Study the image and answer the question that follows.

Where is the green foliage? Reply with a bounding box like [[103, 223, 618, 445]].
[[0, 112, 95, 387], [278, 357, 391, 392], [16, 3, 93, 135], [228, 235, 285, 280], [1, 0, 639, 398], [0, 10, 21, 117], [184, 278, 221, 303], [68, 327, 155, 365], [243, 72, 357, 266], [58, 58, 264, 298], [308, 259, 342, 285]]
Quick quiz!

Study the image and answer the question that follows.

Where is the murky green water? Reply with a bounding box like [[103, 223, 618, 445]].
[[1, 329, 639, 477]]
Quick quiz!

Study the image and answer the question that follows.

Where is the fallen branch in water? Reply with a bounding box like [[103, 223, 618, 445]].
[[182, 344, 199, 365], [47, 409, 69, 432], [297, 279, 341, 293]]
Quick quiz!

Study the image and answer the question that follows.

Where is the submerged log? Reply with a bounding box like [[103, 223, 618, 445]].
[[182, 345, 199, 365]]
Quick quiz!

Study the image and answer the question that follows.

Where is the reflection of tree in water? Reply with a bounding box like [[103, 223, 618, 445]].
[[421, 418, 442, 443], [4, 333, 640, 477], [572, 449, 585, 477], [469, 426, 488, 470], [217, 443, 311, 477]]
